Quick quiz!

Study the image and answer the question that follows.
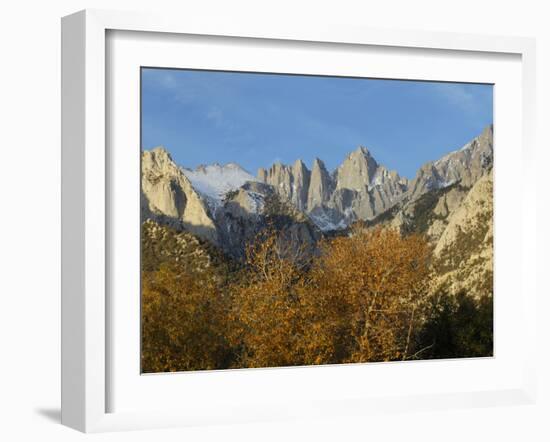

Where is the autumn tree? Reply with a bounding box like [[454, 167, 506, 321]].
[[228, 228, 314, 368], [229, 225, 431, 367], [141, 263, 233, 372], [306, 226, 431, 363]]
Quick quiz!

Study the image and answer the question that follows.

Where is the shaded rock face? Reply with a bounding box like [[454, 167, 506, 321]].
[[214, 181, 321, 259], [141, 147, 219, 245], [292, 159, 311, 212]]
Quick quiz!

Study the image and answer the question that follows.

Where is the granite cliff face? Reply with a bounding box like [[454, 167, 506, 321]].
[[141, 147, 218, 244], [257, 146, 409, 231], [307, 158, 333, 210], [430, 174, 493, 299], [331, 147, 409, 221], [376, 173, 493, 298], [257, 159, 311, 212]]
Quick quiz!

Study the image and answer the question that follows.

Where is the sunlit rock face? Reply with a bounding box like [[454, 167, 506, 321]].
[[141, 147, 219, 245], [408, 125, 493, 201]]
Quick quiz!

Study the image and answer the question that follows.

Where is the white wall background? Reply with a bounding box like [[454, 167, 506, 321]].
[[0, 0, 548, 440]]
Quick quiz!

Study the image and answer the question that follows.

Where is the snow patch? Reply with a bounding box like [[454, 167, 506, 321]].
[[309, 208, 350, 232], [182, 163, 257, 205], [246, 191, 265, 215]]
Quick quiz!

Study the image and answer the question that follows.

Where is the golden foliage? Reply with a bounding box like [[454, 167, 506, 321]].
[[228, 226, 430, 368], [308, 226, 431, 362], [227, 229, 312, 368], [141, 264, 231, 373], [141, 224, 450, 372]]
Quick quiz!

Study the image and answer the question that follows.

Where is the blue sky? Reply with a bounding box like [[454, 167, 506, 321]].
[[141, 68, 493, 179]]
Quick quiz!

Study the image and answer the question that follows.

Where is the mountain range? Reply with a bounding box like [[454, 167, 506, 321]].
[[141, 125, 493, 296]]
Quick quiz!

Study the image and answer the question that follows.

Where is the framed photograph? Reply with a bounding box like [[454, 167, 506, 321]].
[[61, 9, 537, 432]]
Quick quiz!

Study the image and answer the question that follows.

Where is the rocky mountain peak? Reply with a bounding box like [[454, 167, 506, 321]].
[[146, 146, 175, 167], [408, 126, 493, 200], [356, 145, 375, 158], [336, 145, 379, 191], [225, 162, 246, 171], [293, 158, 307, 170], [141, 149, 218, 244], [312, 157, 325, 167], [181, 162, 257, 209]]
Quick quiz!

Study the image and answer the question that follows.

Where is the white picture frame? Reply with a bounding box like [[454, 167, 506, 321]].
[[61, 9, 537, 433]]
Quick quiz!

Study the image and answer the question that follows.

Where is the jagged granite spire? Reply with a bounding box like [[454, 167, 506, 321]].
[[291, 159, 311, 211], [307, 158, 333, 210], [335, 146, 379, 191], [257, 160, 311, 211]]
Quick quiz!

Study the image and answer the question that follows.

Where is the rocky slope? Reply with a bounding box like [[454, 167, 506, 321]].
[[430, 174, 493, 299], [390, 173, 493, 299], [357, 125, 493, 235], [141, 219, 229, 274]]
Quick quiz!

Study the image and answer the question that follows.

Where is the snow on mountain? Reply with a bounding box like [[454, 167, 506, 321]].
[[181, 163, 258, 206], [144, 126, 492, 237], [308, 209, 348, 232], [245, 191, 265, 214]]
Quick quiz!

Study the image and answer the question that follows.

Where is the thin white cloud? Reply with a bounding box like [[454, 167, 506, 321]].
[[158, 72, 176, 89], [433, 83, 482, 115], [206, 107, 223, 123]]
